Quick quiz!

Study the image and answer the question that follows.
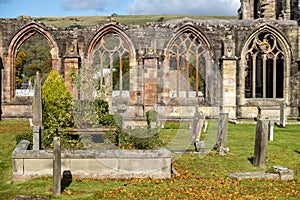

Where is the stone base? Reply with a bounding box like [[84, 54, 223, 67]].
[[229, 166, 294, 181]]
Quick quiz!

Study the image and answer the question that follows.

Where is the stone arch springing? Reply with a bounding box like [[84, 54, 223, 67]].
[[86, 24, 136, 101], [165, 24, 216, 103], [6, 22, 60, 101], [240, 24, 292, 103]]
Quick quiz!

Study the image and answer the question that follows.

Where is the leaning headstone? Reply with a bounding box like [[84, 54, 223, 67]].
[[254, 119, 268, 168], [215, 113, 229, 155], [53, 137, 61, 196], [190, 106, 205, 146], [32, 71, 42, 126], [32, 125, 41, 150], [280, 102, 286, 128], [268, 120, 274, 141]]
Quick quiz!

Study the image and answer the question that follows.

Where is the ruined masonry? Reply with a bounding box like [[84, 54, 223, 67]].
[[1, 0, 300, 120]]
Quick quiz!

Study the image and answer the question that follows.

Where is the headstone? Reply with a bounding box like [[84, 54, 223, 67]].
[[215, 113, 229, 155], [280, 102, 286, 128], [33, 72, 42, 127], [32, 125, 41, 150], [53, 137, 61, 196], [268, 120, 274, 141], [190, 106, 205, 145], [194, 141, 205, 153], [254, 119, 268, 168]]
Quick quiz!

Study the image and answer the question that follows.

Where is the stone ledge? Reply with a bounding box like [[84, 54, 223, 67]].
[[228, 166, 294, 181]]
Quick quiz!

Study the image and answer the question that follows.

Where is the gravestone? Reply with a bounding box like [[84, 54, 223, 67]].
[[254, 119, 268, 168], [215, 113, 229, 155], [268, 120, 274, 141], [53, 137, 61, 196], [280, 102, 286, 128], [190, 106, 205, 151], [32, 125, 41, 150], [32, 72, 42, 126]]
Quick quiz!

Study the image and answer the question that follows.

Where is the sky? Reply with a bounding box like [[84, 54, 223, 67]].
[[0, 0, 240, 18]]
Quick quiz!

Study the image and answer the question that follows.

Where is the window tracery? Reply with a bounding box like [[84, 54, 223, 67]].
[[168, 31, 208, 98], [245, 32, 284, 98]]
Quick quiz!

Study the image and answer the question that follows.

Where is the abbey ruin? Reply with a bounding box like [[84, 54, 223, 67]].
[[1, 0, 300, 120]]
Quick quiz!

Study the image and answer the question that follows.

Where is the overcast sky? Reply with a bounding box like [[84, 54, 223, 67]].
[[0, 0, 240, 18]]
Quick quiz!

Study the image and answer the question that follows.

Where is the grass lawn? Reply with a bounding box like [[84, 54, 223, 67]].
[[0, 120, 299, 199]]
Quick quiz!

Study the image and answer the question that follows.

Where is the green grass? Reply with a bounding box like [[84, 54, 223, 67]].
[[34, 15, 238, 28], [0, 120, 299, 199]]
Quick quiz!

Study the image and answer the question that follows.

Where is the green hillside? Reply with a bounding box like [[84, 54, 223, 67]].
[[34, 15, 237, 28]]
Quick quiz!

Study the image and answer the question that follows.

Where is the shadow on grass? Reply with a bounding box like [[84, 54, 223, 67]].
[[248, 157, 254, 165], [61, 170, 73, 192], [295, 150, 300, 154]]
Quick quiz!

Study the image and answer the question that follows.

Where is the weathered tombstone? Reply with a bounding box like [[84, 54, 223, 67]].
[[190, 106, 205, 151], [254, 119, 268, 168], [215, 113, 229, 155], [32, 71, 42, 126], [32, 125, 41, 150], [268, 120, 274, 141], [280, 102, 286, 128], [53, 137, 61, 196]]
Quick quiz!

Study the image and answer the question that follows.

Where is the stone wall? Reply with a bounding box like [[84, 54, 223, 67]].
[[1, 16, 299, 119]]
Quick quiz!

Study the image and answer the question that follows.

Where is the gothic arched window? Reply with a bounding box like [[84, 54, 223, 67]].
[[92, 33, 129, 97], [168, 31, 208, 98], [245, 32, 284, 98]]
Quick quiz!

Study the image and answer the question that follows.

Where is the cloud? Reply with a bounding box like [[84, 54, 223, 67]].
[[61, 0, 120, 12], [127, 0, 240, 16]]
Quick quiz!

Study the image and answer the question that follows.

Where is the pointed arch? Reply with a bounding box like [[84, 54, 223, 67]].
[[84, 24, 136, 101], [6, 22, 60, 100], [164, 24, 217, 102], [86, 24, 136, 58], [239, 23, 292, 104]]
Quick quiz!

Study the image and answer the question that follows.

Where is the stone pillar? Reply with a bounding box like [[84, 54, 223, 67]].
[[53, 137, 61, 196], [254, 119, 268, 168], [215, 113, 229, 155], [64, 57, 79, 100], [33, 72, 42, 126], [32, 125, 41, 150], [143, 57, 158, 114], [221, 57, 237, 119], [280, 102, 287, 128]]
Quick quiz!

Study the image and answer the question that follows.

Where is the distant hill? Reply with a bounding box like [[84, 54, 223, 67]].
[[33, 15, 237, 28]]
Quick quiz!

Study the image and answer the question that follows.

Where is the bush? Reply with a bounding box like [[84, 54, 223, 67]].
[[15, 131, 33, 149], [117, 128, 163, 150], [146, 110, 159, 128], [42, 70, 73, 146]]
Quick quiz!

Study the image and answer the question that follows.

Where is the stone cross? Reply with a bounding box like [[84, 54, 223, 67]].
[[32, 71, 42, 126], [254, 119, 268, 168]]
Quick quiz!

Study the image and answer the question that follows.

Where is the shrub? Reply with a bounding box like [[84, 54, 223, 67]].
[[15, 130, 33, 149], [42, 70, 73, 146], [146, 110, 159, 128]]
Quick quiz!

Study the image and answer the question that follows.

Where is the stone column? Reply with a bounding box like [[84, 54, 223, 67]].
[[220, 40, 238, 119], [53, 137, 61, 196], [254, 119, 268, 168], [63, 57, 79, 100], [33, 72, 42, 126]]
